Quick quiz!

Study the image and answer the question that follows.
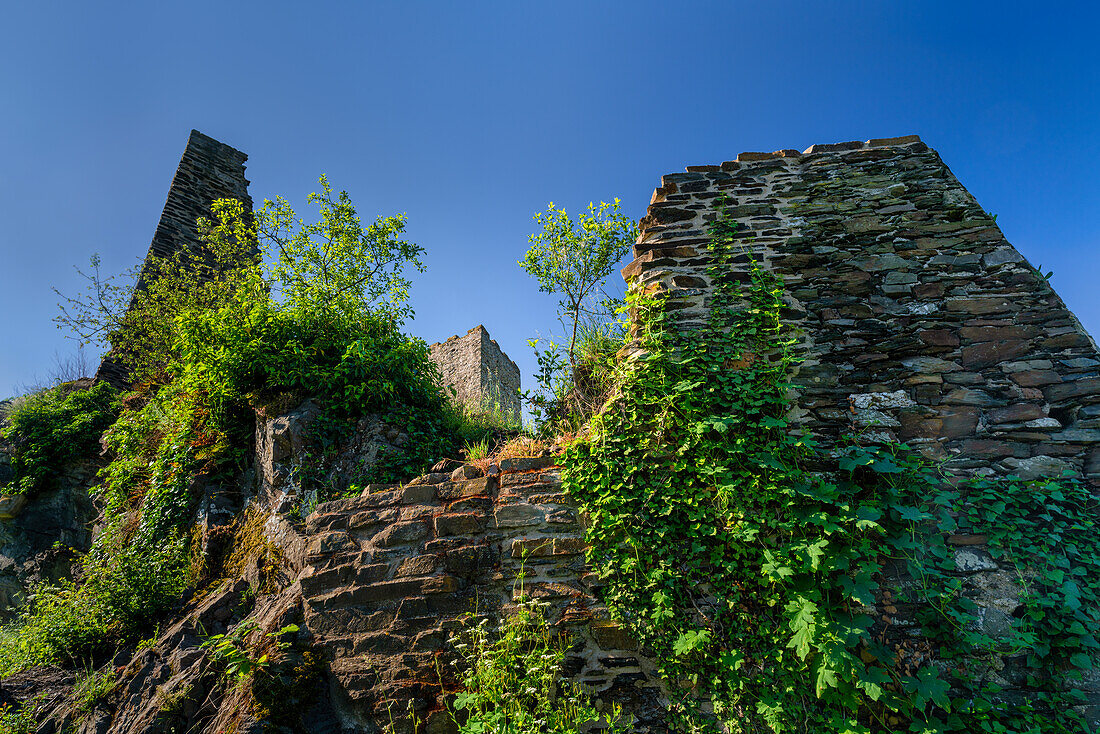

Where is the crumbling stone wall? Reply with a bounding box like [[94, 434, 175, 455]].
[[295, 457, 664, 732], [625, 135, 1100, 482], [622, 134, 1100, 720], [95, 130, 253, 388], [429, 325, 521, 422]]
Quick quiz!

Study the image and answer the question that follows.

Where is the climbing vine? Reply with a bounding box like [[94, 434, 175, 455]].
[[563, 197, 1098, 733]]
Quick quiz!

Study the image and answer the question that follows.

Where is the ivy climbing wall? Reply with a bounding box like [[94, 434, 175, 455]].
[[619, 135, 1100, 724], [625, 135, 1100, 484]]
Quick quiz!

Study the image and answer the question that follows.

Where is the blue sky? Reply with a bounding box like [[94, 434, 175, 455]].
[[2, 1, 1098, 399]]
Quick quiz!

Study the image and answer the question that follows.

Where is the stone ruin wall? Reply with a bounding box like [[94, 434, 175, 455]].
[[622, 134, 1100, 719], [261, 136, 1100, 731], [242, 401, 664, 732], [95, 130, 253, 388], [625, 134, 1100, 482], [290, 460, 665, 732], [429, 325, 521, 422]]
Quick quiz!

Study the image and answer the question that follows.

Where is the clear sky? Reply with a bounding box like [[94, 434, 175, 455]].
[[2, 1, 1098, 400]]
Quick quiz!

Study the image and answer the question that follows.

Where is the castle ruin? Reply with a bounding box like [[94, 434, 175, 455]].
[[429, 325, 522, 422], [8, 133, 1095, 730], [95, 130, 253, 388]]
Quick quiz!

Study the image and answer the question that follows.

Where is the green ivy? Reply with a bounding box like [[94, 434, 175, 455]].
[[1, 381, 119, 496], [563, 197, 1097, 733]]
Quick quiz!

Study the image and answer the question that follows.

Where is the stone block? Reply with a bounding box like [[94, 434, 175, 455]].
[[401, 485, 437, 504], [435, 513, 486, 537], [867, 135, 922, 147], [987, 404, 1044, 424], [961, 340, 1031, 368], [372, 521, 429, 548], [1044, 377, 1100, 403], [439, 476, 496, 500], [450, 464, 482, 481], [1011, 370, 1063, 387], [1002, 455, 1075, 481], [498, 456, 556, 472], [493, 504, 544, 528], [511, 537, 554, 558]]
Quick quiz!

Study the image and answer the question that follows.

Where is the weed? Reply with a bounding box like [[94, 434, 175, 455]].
[[72, 666, 117, 715]]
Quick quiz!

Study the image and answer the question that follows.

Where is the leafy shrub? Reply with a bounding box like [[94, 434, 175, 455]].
[[0, 534, 187, 675], [200, 619, 299, 686], [177, 295, 443, 423], [0, 694, 45, 734], [445, 583, 623, 734], [1, 381, 119, 495], [524, 319, 624, 436]]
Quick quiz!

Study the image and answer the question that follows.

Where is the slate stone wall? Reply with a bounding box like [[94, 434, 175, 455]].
[[429, 325, 521, 422], [625, 135, 1100, 482], [95, 130, 253, 388], [622, 135, 1100, 721], [294, 458, 663, 732]]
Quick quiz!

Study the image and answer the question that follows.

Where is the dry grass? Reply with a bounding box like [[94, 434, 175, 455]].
[[494, 435, 550, 460]]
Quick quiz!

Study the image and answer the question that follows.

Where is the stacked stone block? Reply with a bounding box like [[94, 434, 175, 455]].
[[429, 325, 521, 423], [95, 130, 253, 388]]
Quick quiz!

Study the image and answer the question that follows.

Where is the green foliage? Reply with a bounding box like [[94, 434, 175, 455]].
[[522, 338, 571, 435], [464, 436, 490, 461], [0, 535, 187, 675], [200, 619, 299, 686], [72, 666, 117, 715], [563, 198, 1096, 732], [176, 296, 441, 425], [1, 381, 119, 495], [0, 694, 45, 734], [55, 199, 255, 383], [519, 199, 636, 396], [259, 175, 423, 322], [445, 582, 624, 734], [524, 319, 625, 436], [0, 384, 192, 677]]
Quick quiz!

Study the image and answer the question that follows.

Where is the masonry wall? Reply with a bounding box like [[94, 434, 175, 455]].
[[429, 325, 521, 422], [625, 135, 1100, 482], [95, 130, 253, 388], [622, 134, 1100, 720], [294, 458, 664, 732]]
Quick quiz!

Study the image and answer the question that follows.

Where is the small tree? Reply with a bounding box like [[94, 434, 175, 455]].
[[257, 175, 423, 323], [55, 198, 256, 383], [55, 176, 424, 384], [519, 199, 636, 392]]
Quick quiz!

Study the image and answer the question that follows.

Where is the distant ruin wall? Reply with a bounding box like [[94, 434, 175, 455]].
[[429, 325, 521, 422], [95, 130, 253, 388], [623, 135, 1100, 720]]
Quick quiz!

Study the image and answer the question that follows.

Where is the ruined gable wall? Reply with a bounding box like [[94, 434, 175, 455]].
[[95, 130, 253, 388], [621, 136, 1100, 719], [625, 135, 1100, 484]]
